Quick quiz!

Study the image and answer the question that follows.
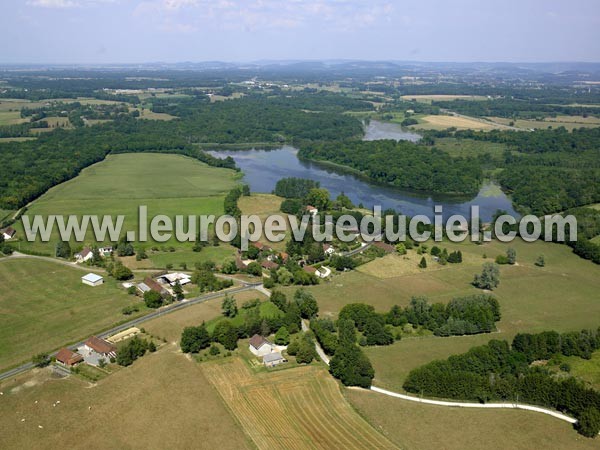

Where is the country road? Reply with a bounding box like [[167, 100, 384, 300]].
[[0, 283, 263, 382], [303, 318, 578, 427]]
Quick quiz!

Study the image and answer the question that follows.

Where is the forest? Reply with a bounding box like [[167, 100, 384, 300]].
[[403, 328, 600, 437], [298, 139, 483, 195]]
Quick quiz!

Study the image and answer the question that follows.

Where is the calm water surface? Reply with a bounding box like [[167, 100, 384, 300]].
[[209, 121, 517, 221]]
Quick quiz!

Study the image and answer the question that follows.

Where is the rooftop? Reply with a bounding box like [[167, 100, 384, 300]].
[[82, 273, 103, 283]]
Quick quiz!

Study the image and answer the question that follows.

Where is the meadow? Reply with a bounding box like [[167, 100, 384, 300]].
[[14, 153, 240, 267], [143, 289, 265, 343], [0, 350, 252, 449], [202, 357, 397, 450], [490, 115, 600, 130], [282, 238, 600, 392], [412, 114, 499, 131], [346, 388, 599, 450], [0, 258, 145, 371], [433, 137, 509, 159]]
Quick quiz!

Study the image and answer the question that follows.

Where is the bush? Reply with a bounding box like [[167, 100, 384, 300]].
[[143, 290, 164, 309]]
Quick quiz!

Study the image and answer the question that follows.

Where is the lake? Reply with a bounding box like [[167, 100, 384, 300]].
[[209, 120, 517, 221]]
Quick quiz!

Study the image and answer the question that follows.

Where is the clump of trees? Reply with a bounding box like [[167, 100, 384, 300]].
[[116, 336, 154, 367], [473, 262, 500, 290], [274, 177, 320, 199], [403, 327, 600, 437], [329, 319, 375, 388]]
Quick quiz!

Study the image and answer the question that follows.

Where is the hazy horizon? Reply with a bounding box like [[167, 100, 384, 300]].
[[2, 0, 600, 65]]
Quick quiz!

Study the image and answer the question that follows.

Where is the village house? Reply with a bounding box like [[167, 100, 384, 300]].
[[74, 247, 93, 263], [315, 266, 331, 279], [1, 226, 16, 240], [98, 246, 113, 257], [55, 348, 83, 367], [261, 260, 279, 270], [81, 336, 116, 366], [263, 352, 286, 368], [323, 243, 335, 256], [248, 334, 275, 357], [305, 205, 318, 216], [252, 241, 272, 252], [81, 273, 104, 287], [139, 277, 168, 296]]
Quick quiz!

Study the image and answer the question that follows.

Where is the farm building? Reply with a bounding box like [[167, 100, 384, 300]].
[[249, 334, 274, 357], [263, 352, 286, 368], [74, 247, 93, 263], [1, 226, 16, 240], [81, 273, 104, 286], [81, 336, 116, 365], [141, 277, 168, 295], [158, 272, 191, 286], [55, 348, 83, 367]]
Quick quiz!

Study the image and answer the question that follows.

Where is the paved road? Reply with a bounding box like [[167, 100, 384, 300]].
[[304, 319, 577, 426], [0, 283, 263, 382]]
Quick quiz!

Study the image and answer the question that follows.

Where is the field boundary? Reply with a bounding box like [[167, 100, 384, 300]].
[[310, 321, 578, 426]]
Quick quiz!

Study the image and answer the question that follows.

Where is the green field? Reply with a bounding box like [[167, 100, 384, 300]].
[[347, 388, 598, 450], [14, 153, 240, 266], [433, 137, 509, 159], [0, 258, 146, 371], [282, 238, 600, 392]]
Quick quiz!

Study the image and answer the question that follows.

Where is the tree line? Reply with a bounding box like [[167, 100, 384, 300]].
[[404, 328, 600, 437]]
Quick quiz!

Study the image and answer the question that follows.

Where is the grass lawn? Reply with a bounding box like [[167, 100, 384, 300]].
[[202, 357, 397, 449], [412, 114, 498, 131], [489, 116, 600, 131], [0, 258, 146, 371], [283, 238, 600, 391], [238, 193, 291, 251], [14, 153, 239, 263], [433, 137, 508, 159], [0, 349, 252, 449], [143, 290, 265, 343], [346, 388, 598, 450], [0, 208, 15, 222]]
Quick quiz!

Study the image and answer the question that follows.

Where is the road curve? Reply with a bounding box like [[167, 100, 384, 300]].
[[305, 319, 577, 426]]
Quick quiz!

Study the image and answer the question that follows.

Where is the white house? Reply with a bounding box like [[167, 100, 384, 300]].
[[305, 205, 318, 217], [316, 266, 331, 279], [323, 244, 335, 256], [263, 352, 286, 368], [82, 273, 104, 287], [1, 226, 16, 240], [98, 246, 113, 257], [248, 334, 275, 357], [80, 336, 116, 366], [74, 247, 93, 263]]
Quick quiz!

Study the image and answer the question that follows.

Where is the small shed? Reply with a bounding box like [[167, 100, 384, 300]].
[[263, 352, 286, 368], [55, 348, 83, 366], [82, 273, 104, 287]]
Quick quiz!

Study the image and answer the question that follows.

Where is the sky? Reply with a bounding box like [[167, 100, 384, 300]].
[[2, 0, 600, 64]]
